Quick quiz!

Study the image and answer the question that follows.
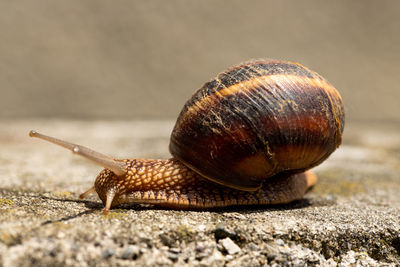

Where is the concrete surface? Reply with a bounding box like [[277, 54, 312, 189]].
[[0, 120, 399, 266]]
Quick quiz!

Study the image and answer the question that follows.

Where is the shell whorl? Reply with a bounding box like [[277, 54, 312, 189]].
[[169, 59, 345, 191]]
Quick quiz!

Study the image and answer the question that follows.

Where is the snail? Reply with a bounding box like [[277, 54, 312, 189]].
[[30, 59, 344, 213]]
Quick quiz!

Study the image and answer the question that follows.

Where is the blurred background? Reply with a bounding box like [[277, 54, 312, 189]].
[[1, 0, 399, 123]]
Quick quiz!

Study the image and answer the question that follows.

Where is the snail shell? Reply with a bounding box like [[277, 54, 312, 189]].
[[170, 59, 344, 191]]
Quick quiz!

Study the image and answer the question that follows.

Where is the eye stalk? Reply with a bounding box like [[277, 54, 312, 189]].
[[29, 130, 127, 176]]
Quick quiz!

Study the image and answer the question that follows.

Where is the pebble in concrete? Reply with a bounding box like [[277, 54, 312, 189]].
[[219, 237, 241, 255]]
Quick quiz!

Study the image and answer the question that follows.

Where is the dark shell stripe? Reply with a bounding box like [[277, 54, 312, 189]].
[[178, 77, 340, 150]]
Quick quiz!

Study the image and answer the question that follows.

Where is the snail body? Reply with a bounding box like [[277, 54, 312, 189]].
[[30, 59, 344, 213]]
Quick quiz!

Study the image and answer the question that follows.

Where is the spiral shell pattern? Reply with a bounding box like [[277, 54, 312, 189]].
[[170, 59, 344, 191]]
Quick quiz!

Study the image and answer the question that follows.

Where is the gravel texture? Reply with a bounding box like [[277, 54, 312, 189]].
[[0, 119, 399, 266]]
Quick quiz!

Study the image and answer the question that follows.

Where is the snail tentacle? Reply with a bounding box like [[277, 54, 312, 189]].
[[29, 130, 127, 176], [79, 186, 96, 199]]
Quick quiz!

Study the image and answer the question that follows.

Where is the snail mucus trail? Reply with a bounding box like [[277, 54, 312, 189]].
[[30, 59, 344, 214]]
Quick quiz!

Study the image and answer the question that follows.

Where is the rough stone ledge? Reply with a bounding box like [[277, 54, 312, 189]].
[[0, 119, 399, 266]]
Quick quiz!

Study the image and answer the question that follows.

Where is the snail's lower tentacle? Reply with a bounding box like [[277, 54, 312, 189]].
[[103, 190, 116, 214], [79, 186, 96, 199]]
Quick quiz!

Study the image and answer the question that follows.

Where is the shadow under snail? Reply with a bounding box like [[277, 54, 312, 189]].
[[30, 59, 345, 213]]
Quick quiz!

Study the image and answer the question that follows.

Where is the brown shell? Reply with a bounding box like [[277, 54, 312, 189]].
[[169, 59, 345, 191]]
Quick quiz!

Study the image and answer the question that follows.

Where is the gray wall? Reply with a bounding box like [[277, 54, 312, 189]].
[[1, 0, 399, 123]]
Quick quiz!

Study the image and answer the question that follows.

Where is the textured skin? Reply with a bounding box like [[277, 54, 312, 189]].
[[170, 59, 344, 191], [94, 158, 316, 209]]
